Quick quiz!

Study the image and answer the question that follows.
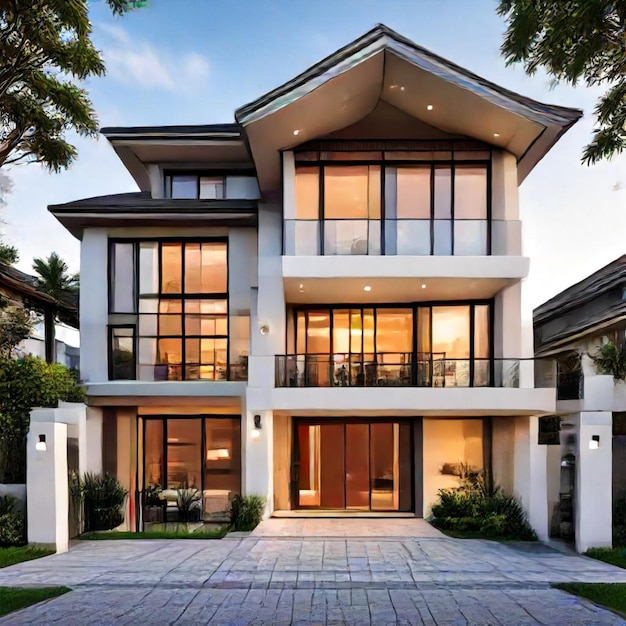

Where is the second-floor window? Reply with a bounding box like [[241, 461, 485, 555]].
[[166, 174, 225, 199], [289, 152, 489, 256], [109, 240, 235, 381]]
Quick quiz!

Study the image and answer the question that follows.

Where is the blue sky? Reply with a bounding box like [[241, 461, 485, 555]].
[[3, 0, 625, 320]]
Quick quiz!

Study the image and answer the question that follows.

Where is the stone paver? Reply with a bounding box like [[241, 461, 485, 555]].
[[0, 519, 624, 624]]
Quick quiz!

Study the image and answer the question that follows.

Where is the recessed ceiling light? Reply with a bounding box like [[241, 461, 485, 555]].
[[421, 284, 427, 289], [400, 86, 405, 92], [293, 129, 300, 136], [426, 104, 434, 111], [363, 285, 372, 292], [493, 132, 500, 137]]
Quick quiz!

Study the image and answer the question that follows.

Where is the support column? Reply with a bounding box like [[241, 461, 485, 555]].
[[84, 407, 103, 474], [27, 415, 69, 553], [513, 415, 548, 540], [243, 409, 273, 517], [574, 411, 612, 552]]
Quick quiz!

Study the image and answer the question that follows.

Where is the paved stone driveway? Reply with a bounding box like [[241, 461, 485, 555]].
[[1, 519, 625, 624]]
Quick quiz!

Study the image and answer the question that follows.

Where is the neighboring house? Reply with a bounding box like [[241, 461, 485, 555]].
[[0, 263, 78, 365], [49, 25, 581, 536], [534, 255, 626, 551]]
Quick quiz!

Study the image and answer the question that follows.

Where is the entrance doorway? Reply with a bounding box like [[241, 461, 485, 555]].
[[292, 418, 413, 512]]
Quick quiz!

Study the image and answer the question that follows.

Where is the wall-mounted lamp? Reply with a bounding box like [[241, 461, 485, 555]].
[[35, 434, 47, 452], [258, 322, 270, 336], [251, 415, 262, 440], [589, 435, 600, 450]]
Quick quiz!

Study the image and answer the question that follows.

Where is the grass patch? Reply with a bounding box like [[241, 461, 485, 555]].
[[586, 547, 626, 569], [0, 547, 54, 569], [553, 583, 626, 616], [79, 527, 228, 540], [0, 587, 70, 618]]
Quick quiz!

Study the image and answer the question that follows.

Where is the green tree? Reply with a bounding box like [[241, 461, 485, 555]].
[[498, 0, 626, 164], [0, 242, 18, 265], [0, 295, 32, 359], [0, 0, 131, 171], [0, 355, 84, 483], [32, 252, 78, 302]]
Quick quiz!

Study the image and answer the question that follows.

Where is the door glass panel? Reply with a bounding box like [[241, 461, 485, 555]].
[[167, 419, 201, 489], [144, 420, 163, 488], [397, 167, 431, 218], [346, 424, 369, 509], [297, 424, 321, 506], [474, 304, 490, 386], [370, 423, 397, 511], [319, 424, 345, 508], [204, 418, 241, 518], [306, 311, 330, 353], [432, 306, 470, 387]]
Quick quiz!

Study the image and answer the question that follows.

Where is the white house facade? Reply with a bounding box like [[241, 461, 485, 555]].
[[48, 26, 581, 537]]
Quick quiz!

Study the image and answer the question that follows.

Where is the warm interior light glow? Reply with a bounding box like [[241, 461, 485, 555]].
[[421, 284, 427, 289], [426, 104, 434, 111], [206, 448, 231, 460], [493, 132, 500, 137], [363, 285, 372, 292], [293, 129, 300, 136]]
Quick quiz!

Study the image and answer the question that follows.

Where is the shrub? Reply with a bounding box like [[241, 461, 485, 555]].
[[82, 473, 128, 532], [0, 355, 85, 483], [229, 495, 265, 531], [613, 492, 626, 546], [0, 495, 25, 546], [176, 488, 201, 522], [430, 470, 537, 540]]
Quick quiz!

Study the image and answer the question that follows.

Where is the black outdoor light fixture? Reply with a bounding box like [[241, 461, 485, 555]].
[[35, 434, 47, 452], [590, 435, 600, 450], [252, 415, 262, 440]]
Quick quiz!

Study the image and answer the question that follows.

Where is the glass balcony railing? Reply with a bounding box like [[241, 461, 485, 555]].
[[276, 354, 555, 388], [283, 219, 521, 256]]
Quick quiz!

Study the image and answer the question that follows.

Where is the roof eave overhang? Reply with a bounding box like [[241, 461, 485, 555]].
[[235, 25, 581, 192]]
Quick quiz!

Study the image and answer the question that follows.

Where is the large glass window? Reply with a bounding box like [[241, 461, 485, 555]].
[[289, 303, 491, 387], [109, 240, 230, 381], [142, 416, 241, 522], [291, 157, 489, 256], [166, 174, 225, 199]]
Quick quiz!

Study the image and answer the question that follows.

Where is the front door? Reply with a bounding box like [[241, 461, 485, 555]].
[[292, 418, 413, 511]]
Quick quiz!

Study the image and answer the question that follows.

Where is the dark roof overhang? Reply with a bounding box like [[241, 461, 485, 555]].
[[49, 193, 258, 239]]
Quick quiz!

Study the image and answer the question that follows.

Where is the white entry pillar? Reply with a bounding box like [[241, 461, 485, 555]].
[[574, 411, 612, 552], [513, 415, 549, 540], [27, 411, 69, 553], [243, 409, 273, 517]]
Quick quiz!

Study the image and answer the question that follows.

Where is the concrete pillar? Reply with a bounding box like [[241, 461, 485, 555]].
[[574, 411, 612, 552], [84, 407, 103, 474], [513, 415, 549, 540], [243, 409, 273, 517], [27, 416, 69, 553]]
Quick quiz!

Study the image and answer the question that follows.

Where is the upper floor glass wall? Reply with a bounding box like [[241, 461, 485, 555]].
[[285, 149, 495, 256], [108, 239, 249, 382]]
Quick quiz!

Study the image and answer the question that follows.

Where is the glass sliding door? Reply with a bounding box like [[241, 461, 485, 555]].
[[294, 419, 413, 512]]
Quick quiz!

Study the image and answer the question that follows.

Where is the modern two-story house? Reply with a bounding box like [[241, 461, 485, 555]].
[[49, 25, 581, 534]]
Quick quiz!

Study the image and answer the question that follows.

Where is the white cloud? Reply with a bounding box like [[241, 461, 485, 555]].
[[97, 24, 209, 91]]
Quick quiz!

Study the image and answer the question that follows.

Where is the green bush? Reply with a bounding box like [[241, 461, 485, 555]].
[[82, 473, 128, 532], [0, 355, 85, 483], [431, 471, 537, 540], [229, 494, 265, 531], [0, 495, 25, 546]]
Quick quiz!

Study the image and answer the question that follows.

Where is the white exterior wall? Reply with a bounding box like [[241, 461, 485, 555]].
[[80, 229, 108, 383]]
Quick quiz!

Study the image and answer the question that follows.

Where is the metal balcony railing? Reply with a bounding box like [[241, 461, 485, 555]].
[[276, 354, 554, 389]]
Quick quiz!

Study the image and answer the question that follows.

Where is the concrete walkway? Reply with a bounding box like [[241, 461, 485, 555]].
[[0, 519, 625, 624]]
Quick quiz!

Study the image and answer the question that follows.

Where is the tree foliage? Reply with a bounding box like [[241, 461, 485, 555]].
[[32, 252, 78, 302], [498, 0, 626, 164], [0, 294, 32, 359], [0, 242, 18, 265], [0, 355, 84, 483], [0, 0, 131, 171]]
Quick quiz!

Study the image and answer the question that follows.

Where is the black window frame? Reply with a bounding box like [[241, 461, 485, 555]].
[[291, 150, 492, 256], [290, 299, 495, 387], [107, 237, 230, 381]]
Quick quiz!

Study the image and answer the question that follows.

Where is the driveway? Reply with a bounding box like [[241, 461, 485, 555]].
[[0, 519, 625, 624]]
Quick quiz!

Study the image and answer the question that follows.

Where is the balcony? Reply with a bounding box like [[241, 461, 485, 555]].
[[276, 354, 553, 389], [270, 355, 556, 416], [284, 219, 521, 256]]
